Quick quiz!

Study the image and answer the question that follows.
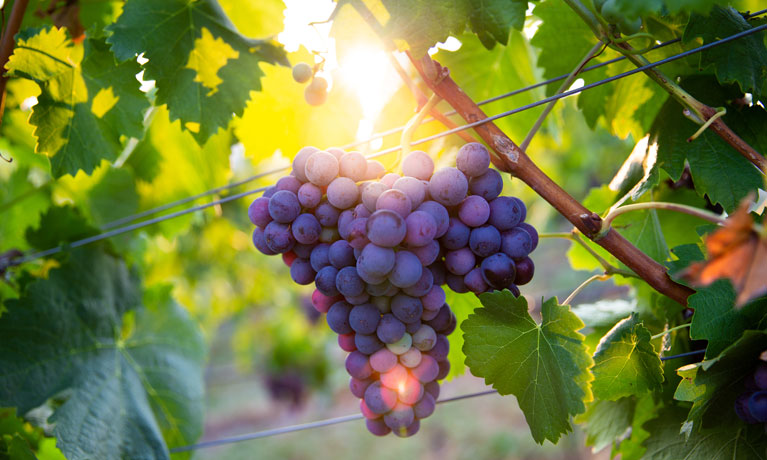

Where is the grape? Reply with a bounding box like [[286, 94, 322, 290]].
[[352, 203, 371, 220], [754, 363, 767, 389], [282, 251, 297, 267], [349, 377, 372, 398], [292, 146, 318, 182], [429, 167, 468, 206], [391, 294, 423, 324], [319, 227, 339, 243], [360, 399, 379, 419], [305, 151, 339, 186], [469, 168, 503, 200], [268, 190, 301, 223], [311, 289, 336, 313], [339, 151, 367, 182], [425, 335, 449, 362], [398, 376, 424, 405], [364, 382, 399, 414], [735, 393, 758, 423], [310, 243, 331, 272], [364, 160, 386, 180], [405, 320, 422, 335], [336, 266, 365, 297], [329, 240, 355, 268], [518, 222, 539, 251], [402, 269, 433, 297], [381, 173, 400, 188], [501, 227, 532, 258], [748, 391, 767, 422], [367, 279, 392, 297], [263, 186, 277, 198], [356, 333, 385, 355], [357, 263, 387, 285], [458, 195, 490, 227], [425, 305, 455, 334], [441, 217, 471, 250], [366, 418, 392, 436], [421, 285, 446, 311], [290, 258, 315, 285], [248, 196, 271, 227], [337, 210, 354, 240], [402, 151, 434, 181], [412, 324, 437, 351], [410, 240, 440, 266], [346, 292, 371, 305], [276, 175, 302, 194], [327, 301, 353, 334], [514, 257, 535, 285], [338, 333, 357, 352], [264, 221, 295, 253], [463, 267, 488, 293], [327, 177, 359, 209], [456, 142, 492, 177], [416, 201, 450, 237], [386, 333, 413, 355], [377, 313, 406, 343], [376, 189, 412, 218], [429, 261, 447, 286], [370, 348, 398, 373], [380, 364, 408, 390], [357, 244, 396, 278], [424, 381, 440, 400], [488, 196, 524, 230], [292, 213, 321, 244], [345, 351, 373, 379], [404, 211, 437, 247], [362, 181, 389, 212], [349, 303, 381, 334], [446, 272, 469, 293], [412, 355, 439, 382], [389, 251, 423, 288], [315, 266, 340, 296], [315, 200, 340, 227], [469, 225, 502, 257], [384, 402, 415, 433], [414, 392, 436, 419], [366, 210, 406, 248], [292, 62, 313, 83], [445, 248, 476, 276], [252, 227, 277, 255], [392, 420, 420, 438], [394, 177, 427, 208], [304, 76, 328, 106], [293, 242, 313, 258], [481, 253, 516, 289], [400, 347, 422, 368], [436, 360, 451, 380]]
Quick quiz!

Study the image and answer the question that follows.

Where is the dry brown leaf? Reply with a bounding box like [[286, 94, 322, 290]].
[[684, 201, 767, 307]]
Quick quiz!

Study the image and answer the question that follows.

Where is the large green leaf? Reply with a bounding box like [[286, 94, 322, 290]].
[[576, 398, 635, 452], [0, 247, 205, 460], [591, 313, 664, 400], [444, 290, 479, 379], [24, 205, 98, 251], [467, 0, 530, 49], [462, 290, 593, 444], [606, 0, 727, 18], [106, 0, 288, 143]]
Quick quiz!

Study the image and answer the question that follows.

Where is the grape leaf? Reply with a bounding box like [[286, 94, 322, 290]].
[[5, 28, 149, 178], [0, 247, 205, 460], [106, 0, 289, 143], [462, 290, 593, 444], [467, 0, 530, 49], [606, 0, 727, 19], [444, 290, 477, 379], [576, 398, 635, 452], [24, 205, 98, 251], [592, 313, 664, 400], [684, 5, 767, 103], [674, 330, 767, 435], [88, 168, 139, 227]]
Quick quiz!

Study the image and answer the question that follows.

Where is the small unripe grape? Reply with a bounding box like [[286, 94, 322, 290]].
[[305, 77, 328, 106], [292, 62, 313, 83]]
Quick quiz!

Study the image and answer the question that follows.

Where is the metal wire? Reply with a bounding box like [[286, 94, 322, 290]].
[[11, 22, 767, 265], [169, 389, 499, 452]]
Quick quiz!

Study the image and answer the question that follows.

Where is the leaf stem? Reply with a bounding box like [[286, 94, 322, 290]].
[[687, 107, 726, 142], [399, 93, 441, 166], [651, 323, 690, 341], [0, 0, 30, 130], [520, 41, 604, 151], [600, 201, 727, 237], [563, 273, 610, 305], [540, 231, 637, 277]]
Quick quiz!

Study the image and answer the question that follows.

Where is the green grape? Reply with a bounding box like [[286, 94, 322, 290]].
[[593, 0, 607, 13], [304, 76, 328, 106], [600, 0, 622, 24], [617, 16, 642, 35], [292, 62, 313, 84]]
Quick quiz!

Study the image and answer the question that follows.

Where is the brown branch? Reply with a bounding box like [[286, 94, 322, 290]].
[[409, 54, 694, 306], [0, 0, 30, 130]]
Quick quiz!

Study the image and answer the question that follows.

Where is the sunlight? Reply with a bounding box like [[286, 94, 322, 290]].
[[338, 46, 394, 120]]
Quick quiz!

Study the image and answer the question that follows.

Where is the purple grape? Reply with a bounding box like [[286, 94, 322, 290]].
[[402, 151, 434, 181], [346, 292, 371, 305], [348, 217, 369, 250], [327, 177, 359, 209], [446, 272, 468, 293], [362, 181, 389, 212], [458, 195, 490, 227], [252, 227, 277, 255], [481, 253, 516, 289], [350, 377, 372, 399], [392, 420, 420, 438], [400, 348, 422, 368], [398, 376, 424, 405], [292, 213, 321, 244], [358, 244, 396, 278], [436, 360, 451, 380], [426, 305, 455, 333], [381, 173, 400, 188], [337, 209, 354, 240], [366, 210, 406, 248], [403, 269, 433, 297], [748, 391, 767, 422], [290, 258, 315, 285], [365, 381, 398, 414], [754, 363, 767, 389], [391, 294, 423, 324], [315, 266, 340, 296], [276, 175, 302, 194], [389, 251, 423, 288], [380, 363, 408, 389], [514, 257, 535, 285], [464, 267, 488, 293], [310, 243, 330, 271], [429, 262, 447, 286], [355, 333, 385, 354], [441, 217, 470, 250], [293, 243, 313, 258], [384, 403, 415, 432], [297, 182, 322, 209], [518, 222, 538, 251], [349, 303, 381, 334], [367, 279, 392, 297], [327, 147, 346, 161], [421, 285, 446, 310], [292, 146, 319, 182], [412, 355, 439, 382], [501, 227, 532, 258], [305, 151, 339, 186], [469, 168, 502, 200], [366, 418, 392, 436], [425, 334, 449, 361], [405, 320, 422, 335], [364, 160, 386, 180], [445, 247, 476, 276], [327, 300, 353, 334], [329, 240, 355, 268], [377, 314, 406, 343], [424, 381, 440, 400], [416, 201, 450, 237], [376, 189, 412, 218], [469, 225, 502, 257], [353, 203, 371, 219], [315, 201, 340, 226], [429, 167, 468, 206], [340, 151, 367, 181], [337, 266, 365, 297], [488, 196, 524, 231], [412, 324, 437, 351], [263, 186, 277, 198], [410, 240, 440, 266], [248, 196, 272, 227], [370, 348, 398, 373], [345, 350, 373, 379], [394, 176, 427, 208], [268, 190, 301, 223], [263, 221, 295, 253], [457, 142, 491, 177], [404, 211, 437, 247], [414, 392, 436, 419]]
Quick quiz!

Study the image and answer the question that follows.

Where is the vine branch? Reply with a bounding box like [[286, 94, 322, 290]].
[[563, 273, 610, 306], [0, 0, 29, 131]]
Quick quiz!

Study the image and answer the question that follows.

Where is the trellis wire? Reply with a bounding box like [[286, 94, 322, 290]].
[[11, 23, 767, 266], [97, 8, 767, 232], [172, 348, 705, 452]]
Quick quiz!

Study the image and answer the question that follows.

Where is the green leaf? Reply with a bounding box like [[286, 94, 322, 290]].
[[576, 398, 635, 452], [87, 168, 139, 227], [606, 0, 726, 18], [444, 290, 478, 379], [614, 205, 670, 264], [7, 434, 37, 460], [462, 290, 593, 444], [592, 313, 664, 400], [381, 0, 469, 57], [666, 243, 704, 277], [106, 0, 288, 143], [24, 205, 98, 251], [6, 28, 150, 178], [684, 6, 767, 102], [675, 330, 767, 435], [0, 247, 205, 459], [467, 0, 530, 49]]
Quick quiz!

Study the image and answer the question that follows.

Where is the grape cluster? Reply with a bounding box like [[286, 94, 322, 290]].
[[248, 142, 537, 437], [735, 362, 767, 424], [292, 62, 328, 106]]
